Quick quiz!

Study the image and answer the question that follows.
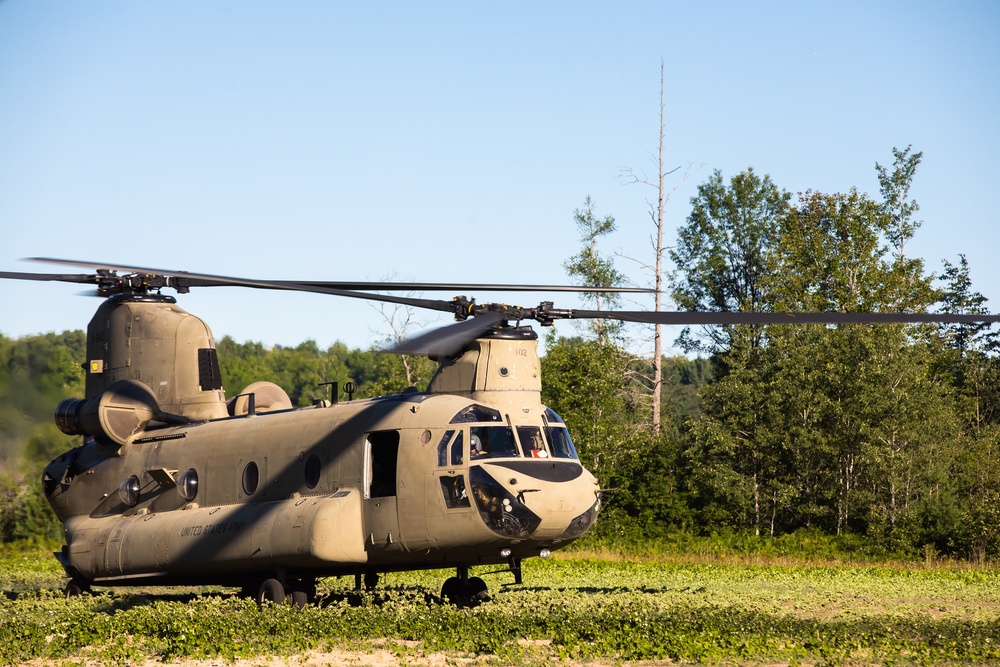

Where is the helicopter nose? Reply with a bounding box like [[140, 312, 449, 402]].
[[525, 472, 600, 540], [469, 462, 599, 541]]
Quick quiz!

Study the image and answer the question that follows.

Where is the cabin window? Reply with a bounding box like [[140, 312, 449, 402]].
[[242, 461, 260, 495], [304, 454, 321, 489], [366, 431, 399, 498], [437, 430, 455, 466], [469, 425, 519, 460], [439, 475, 470, 508], [469, 466, 541, 537], [516, 426, 549, 458]]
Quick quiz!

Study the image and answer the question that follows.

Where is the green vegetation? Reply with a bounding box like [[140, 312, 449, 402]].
[[1, 545, 997, 665]]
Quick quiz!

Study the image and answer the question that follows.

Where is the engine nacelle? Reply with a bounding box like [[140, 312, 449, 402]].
[[55, 379, 166, 445]]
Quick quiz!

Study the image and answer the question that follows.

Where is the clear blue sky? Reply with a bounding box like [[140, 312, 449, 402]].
[[1, 1, 997, 354]]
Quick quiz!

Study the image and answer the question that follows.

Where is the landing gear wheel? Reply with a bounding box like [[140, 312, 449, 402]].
[[64, 580, 89, 598], [363, 571, 379, 591], [441, 576, 464, 606], [288, 589, 309, 608], [257, 578, 285, 606], [467, 576, 490, 605]]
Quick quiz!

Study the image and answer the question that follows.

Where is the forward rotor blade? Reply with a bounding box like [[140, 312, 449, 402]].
[[389, 312, 507, 358], [27, 258, 463, 314], [570, 310, 1000, 325], [0, 270, 103, 285]]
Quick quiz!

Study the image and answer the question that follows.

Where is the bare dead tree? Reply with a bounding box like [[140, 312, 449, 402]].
[[368, 274, 430, 388], [619, 60, 700, 436]]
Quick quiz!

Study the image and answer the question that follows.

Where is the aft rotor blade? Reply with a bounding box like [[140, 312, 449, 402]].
[[27, 258, 648, 294], [570, 310, 1000, 325], [389, 312, 507, 357], [286, 280, 650, 293]]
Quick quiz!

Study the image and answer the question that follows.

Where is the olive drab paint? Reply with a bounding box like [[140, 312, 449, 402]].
[[41, 294, 601, 604]]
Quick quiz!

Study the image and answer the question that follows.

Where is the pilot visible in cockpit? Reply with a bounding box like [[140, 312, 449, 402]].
[[470, 433, 485, 459]]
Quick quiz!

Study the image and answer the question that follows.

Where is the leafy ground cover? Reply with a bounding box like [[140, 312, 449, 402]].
[[1, 545, 998, 666]]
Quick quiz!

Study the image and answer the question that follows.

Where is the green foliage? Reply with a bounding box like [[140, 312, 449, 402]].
[[0, 472, 61, 543], [670, 167, 791, 354], [0, 331, 86, 471], [1, 549, 998, 665], [563, 196, 624, 343], [217, 336, 436, 405]]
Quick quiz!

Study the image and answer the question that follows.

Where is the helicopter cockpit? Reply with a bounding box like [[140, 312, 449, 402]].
[[434, 403, 590, 540]]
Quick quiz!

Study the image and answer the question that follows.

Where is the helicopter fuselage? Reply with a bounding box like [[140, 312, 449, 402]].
[[44, 381, 599, 590]]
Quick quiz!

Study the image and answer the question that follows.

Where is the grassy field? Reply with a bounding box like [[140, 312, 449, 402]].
[[1, 544, 998, 666]]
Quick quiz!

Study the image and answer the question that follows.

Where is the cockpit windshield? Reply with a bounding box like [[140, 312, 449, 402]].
[[469, 425, 518, 459], [445, 405, 580, 461], [517, 426, 549, 458]]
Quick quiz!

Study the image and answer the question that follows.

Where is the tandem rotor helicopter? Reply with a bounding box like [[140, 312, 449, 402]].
[[2, 258, 998, 607]]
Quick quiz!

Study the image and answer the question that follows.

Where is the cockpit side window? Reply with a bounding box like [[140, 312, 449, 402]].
[[516, 426, 549, 458], [450, 431, 465, 466], [545, 426, 579, 460], [437, 429, 455, 467], [469, 425, 519, 459]]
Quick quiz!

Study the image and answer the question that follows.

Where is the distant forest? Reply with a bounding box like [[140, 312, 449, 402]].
[[3, 147, 999, 562]]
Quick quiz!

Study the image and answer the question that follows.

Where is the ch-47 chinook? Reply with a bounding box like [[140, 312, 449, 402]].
[[3, 258, 999, 607]]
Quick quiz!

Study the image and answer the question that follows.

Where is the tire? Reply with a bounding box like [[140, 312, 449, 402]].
[[467, 576, 490, 605], [257, 578, 285, 606], [289, 589, 309, 608], [440, 576, 464, 606], [64, 580, 87, 598]]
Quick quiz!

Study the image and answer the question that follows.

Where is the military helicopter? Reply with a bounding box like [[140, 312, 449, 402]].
[[2, 258, 998, 607]]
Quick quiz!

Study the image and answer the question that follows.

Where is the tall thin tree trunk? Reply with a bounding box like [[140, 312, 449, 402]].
[[652, 61, 666, 436]]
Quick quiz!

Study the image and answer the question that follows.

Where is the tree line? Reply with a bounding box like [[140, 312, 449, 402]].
[[2, 146, 999, 562], [551, 146, 1000, 562]]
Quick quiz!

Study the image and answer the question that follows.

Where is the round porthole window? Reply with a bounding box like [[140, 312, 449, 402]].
[[178, 468, 199, 501], [119, 475, 140, 507], [304, 454, 321, 489], [243, 461, 260, 495]]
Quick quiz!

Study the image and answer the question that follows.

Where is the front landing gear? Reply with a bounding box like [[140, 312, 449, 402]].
[[64, 578, 90, 598], [440, 566, 490, 607]]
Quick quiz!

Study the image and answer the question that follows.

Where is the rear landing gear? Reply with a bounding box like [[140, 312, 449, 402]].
[[253, 577, 314, 608], [257, 577, 285, 605], [440, 566, 490, 607]]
